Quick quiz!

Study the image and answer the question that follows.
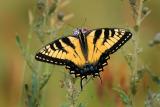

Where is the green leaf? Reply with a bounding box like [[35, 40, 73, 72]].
[[61, 103, 69, 107], [113, 87, 132, 107], [16, 35, 24, 51], [151, 75, 160, 85], [78, 103, 85, 107], [48, 1, 57, 15], [40, 70, 53, 90]]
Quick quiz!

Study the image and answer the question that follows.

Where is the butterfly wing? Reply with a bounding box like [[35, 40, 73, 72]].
[[35, 36, 86, 68], [86, 28, 132, 70]]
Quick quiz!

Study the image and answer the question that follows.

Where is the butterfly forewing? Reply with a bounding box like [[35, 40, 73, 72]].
[[86, 28, 132, 64], [35, 36, 86, 67]]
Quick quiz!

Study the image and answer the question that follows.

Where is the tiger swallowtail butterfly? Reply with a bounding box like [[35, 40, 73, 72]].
[[35, 28, 132, 89]]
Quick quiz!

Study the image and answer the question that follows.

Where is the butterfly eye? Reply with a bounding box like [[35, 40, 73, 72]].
[[81, 28, 87, 34], [73, 29, 80, 36], [81, 28, 91, 35]]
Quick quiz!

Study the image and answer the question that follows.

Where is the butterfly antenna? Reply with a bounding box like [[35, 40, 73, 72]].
[[66, 18, 87, 30], [66, 23, 76, 30], [80, 18, 87, 28]]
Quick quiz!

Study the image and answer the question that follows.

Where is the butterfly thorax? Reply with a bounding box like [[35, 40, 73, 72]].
[[79, 64, 99, 76], [73, 28, 91, 61]]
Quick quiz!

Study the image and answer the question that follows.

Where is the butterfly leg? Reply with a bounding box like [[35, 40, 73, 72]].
[[97, 74, 102, 84], [92, 71, 102, 84], [80, 76, 85, 91], [92, 74, 96, 78], [85, 74, 88, 79], [80, 78, 83, 90]]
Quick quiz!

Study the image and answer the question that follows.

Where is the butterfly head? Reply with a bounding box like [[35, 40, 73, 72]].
[[73, 28, 80, 36], [73, 28, 91, 36]]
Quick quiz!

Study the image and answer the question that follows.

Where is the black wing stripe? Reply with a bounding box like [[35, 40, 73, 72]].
[[110, 29, 115, 37], [62, 37, 75, 49], [50, 43, 56, 51], [49, 40, 67, 53], [93, 29, 102, 44], [54, 40, 63, 49], [103, 28, 109, 44]]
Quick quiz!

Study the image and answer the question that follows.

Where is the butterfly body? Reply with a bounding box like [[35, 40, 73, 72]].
[[75, 29, 89, 60], [35, 28, 132, 89]]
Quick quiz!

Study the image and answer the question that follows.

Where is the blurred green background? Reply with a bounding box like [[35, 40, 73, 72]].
[[0, 0, 160, 107]]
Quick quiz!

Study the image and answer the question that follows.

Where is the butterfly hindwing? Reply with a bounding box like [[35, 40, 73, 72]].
[[35, 36, 86, 67], [86, 28, 132, 65]]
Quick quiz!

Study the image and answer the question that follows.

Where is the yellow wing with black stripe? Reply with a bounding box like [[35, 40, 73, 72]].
[[86, 28, 132, 66], [35, 36, 86, 67]]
